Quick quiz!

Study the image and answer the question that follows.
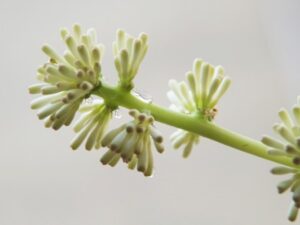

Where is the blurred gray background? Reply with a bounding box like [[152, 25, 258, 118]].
[[1, 0, 300, 224]]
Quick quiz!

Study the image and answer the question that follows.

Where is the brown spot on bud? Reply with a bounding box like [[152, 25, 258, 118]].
[[80, 82, 89, 90], [110, 144, 118, 151], [87, 70, 94, 77], [129, 109, 138, 117], [77, 70, 84, 79], [50, 114, 56, 121], [293, 157, 300, 165], [62, 97, 68, 104], [137, 165, 145, 172], [126, 125, 134, 133], [67, 92, 75, 100], [155, 136, 163, 143], [136, 126, 144, 133], [138, 114, 146, 122]]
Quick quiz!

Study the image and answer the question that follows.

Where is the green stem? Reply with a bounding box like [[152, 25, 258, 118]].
[[94, 83, 296, 168]]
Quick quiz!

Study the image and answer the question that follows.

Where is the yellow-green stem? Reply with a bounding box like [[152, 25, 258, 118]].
[[94, 83, 296, 168]]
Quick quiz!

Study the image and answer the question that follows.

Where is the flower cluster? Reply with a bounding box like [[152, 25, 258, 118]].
[[29, 25, 165, 176], [71, 100, 112, 150], [168, 59, 231, 157], [168, 59, 231, 117], [29, 24, 104, 129], [113, 30, 148, 90], [261, 96, 300, 221], [100, 110, 164, 176]]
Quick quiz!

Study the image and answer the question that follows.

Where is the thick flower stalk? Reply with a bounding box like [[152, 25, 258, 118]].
[[262, 97, 300, 221], [29, 24, 104, 130], [168, 59, 231, 157], [100, 110, 164, 176], [113, 29, 148, 90]]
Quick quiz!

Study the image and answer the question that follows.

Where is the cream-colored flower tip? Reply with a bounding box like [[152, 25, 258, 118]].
[[29, 24, 104, 130], [70, 100, 112, 150], [262, 96, 300, 221], [113, 29, 148, 90], [100, 110, 164, 176], [168, 58, 231, 118], [170, 130, 200, 158]]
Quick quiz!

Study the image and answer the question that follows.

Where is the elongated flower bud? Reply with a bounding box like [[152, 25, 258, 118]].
[[170, 130, 200, 158], [71, 100, 112, 150], [29, 24, 104, 130], [261, 97, 300, 221], [113, 30, 148, 90], [100, 110, 164, 176]]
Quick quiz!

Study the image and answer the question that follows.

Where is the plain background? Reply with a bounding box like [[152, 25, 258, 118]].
[[1, 0, 300, 224]]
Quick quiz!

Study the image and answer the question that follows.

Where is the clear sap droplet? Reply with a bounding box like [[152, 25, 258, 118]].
[[133, 89, 153, 103], [113, 109, 122, 119]]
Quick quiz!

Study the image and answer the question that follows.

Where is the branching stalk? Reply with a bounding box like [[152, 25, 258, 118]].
[[95, 83, 296, 168]]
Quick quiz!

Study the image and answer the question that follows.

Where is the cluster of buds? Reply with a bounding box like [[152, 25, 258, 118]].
[[71, 100, 112, 150], [113, 30, 148, 90], [168, 59, 231, 157], [29, 24, 104, 129], [100, 110, 164, 176], [262, 97, 300, 221], [29, 25, 165, 176], [168, 59, 231, 118]]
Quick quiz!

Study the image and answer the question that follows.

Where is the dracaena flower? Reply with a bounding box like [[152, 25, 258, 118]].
[[70, 100, 112, 150], [168, 58, 231, 118], [168, 59, 231, 157], [100, 110, 164, 176], [170, 130, 200, 158], [29, 24, 104, 130], [262, 96, 300, 221], [113, 29, 148, 90]]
